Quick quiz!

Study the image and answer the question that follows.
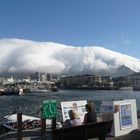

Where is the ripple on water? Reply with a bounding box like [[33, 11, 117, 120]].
[[0, 90, 140, 121]]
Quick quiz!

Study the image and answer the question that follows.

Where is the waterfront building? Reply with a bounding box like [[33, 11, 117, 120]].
[[47, 73, 60, 82], [101, 76, 113, 87], [60, 74, 113, 88], [129, 73, 140, 87], [112, 76, 130, 87]]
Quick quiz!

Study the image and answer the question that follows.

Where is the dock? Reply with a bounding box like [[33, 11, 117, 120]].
[[1, 120, 140, 140], [2, 130, 140, 140]]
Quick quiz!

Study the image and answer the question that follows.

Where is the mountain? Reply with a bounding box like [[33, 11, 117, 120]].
[[110, 65, 135, 77]]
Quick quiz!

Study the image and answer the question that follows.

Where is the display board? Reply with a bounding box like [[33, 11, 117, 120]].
[[61, 100, 87, 122], [119, 103, 132, 129], [101, 101, 113, 121], [101, 99, 138, 137]]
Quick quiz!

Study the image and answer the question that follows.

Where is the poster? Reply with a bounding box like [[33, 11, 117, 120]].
[[61, 100, 87, 122], [100, 101, 113, 121], [120, 103, 132, 129], [101, 105, 113, 112]]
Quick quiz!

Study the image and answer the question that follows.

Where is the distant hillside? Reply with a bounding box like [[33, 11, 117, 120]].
[[0, 65, 135, 79], [111, 65, 135, 77]]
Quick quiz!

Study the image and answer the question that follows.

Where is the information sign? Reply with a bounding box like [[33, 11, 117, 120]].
[[101, 99, 138, 137], [120, 103, 132, 129], [61, 100, 87, 122], [42, 100, 57, 119]]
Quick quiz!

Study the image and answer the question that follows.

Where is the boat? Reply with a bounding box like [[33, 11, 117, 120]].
[[63, 85, 119, 90], [30, 88, 50, 93], [0, 113, 61, 137], [119, 86, 133, 90], [31, 84, 58, 92], [23, 88, 31, 93], [133, 86, 140, 91], [0, 87, 30, 96], [51, 85, 58, 92], [0, 89, 5, 96], [1, 80, 31, 96], [2, 114, 52, 131], [2, 88, 19, 96]]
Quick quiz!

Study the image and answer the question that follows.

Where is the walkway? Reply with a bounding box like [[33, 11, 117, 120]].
[[1, 119, 140, 140]]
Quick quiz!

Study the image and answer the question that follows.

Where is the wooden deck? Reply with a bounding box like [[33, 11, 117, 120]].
[[1, 119, 140, 140], [1, 131, 140, 140]]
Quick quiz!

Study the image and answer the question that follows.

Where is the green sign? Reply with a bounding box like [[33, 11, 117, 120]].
[[42, 100, 57, 119]]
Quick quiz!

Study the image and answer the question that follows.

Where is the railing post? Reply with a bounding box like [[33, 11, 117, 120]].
[[17, 113, 22, 140], [99, 135, 105, 140], [41, 118, 46, 136], [52, 117, 56, 130]]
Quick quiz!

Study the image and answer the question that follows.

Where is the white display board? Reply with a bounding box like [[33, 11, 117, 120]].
[[61, 100, 87, 122], [119, 103, 132, 130], [101, 99, 138, 137]]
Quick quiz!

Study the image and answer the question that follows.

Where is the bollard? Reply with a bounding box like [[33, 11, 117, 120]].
[[41, 118, 46, 136], [17, 113, 22, 140], [52, 117, 56, 130]]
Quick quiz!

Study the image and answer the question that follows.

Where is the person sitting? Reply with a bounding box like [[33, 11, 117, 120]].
[[63, 109, 82, 127], [83, 103, 97, 124]]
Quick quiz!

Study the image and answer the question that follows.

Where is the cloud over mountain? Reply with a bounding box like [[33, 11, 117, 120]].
[[0, 38, 140, 75]]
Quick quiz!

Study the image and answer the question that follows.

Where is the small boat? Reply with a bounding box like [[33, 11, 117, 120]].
[[2, 89, 19, 96], [31, 85, 58, 92], [31, 88, 50, 93], [0, 89, 5, 96], [133, 86, 140, 91], [63, 86, 119, 90], [2, 114, 52, 131], [51, 86, 58, 92], [50, 84, 58, 92], [119, 86, 133, 90], [0, 114, 61, 137], [0, 87, 30, 96]]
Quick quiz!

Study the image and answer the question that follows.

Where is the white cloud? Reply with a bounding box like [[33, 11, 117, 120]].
[[0, 38, 140, 74]]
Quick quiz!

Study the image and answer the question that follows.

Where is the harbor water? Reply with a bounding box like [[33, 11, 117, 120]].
[[0, 89, 140, 122]]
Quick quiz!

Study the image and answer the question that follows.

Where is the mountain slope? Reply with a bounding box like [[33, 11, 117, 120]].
[[111, 65, 135, 77]]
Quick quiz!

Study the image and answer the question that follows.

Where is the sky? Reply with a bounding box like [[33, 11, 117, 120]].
[[0, 0, 140, 59]]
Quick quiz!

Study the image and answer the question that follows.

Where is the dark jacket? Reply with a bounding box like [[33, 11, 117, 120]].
[[84, 111, 97, 123]]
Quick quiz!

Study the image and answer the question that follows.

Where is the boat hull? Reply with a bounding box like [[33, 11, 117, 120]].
[[133, 87, 140, 91], [62, 86, 119, 90]]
